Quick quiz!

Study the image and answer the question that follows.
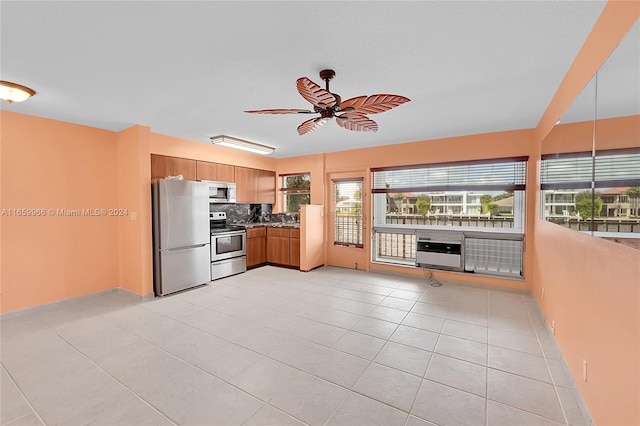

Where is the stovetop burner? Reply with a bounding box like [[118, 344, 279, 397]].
[[210, 212, 245, 235]]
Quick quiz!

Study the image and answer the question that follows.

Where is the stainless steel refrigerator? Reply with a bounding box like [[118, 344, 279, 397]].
[[152, 179, 210, 296]]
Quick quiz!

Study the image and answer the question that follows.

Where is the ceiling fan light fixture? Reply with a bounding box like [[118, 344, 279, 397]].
[[210, 135, 275, 155], [0, 80, 36, 103]]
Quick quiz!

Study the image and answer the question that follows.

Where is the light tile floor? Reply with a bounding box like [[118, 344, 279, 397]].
[[1, 266, 591, 425]]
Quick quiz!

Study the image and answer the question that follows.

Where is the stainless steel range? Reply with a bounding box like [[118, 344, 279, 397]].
[[210, 212, 247, 280]]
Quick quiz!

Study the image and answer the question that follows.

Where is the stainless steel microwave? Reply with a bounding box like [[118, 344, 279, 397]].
[[204, 181, 236, 203]]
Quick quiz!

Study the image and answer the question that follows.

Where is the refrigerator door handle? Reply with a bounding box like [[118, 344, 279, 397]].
[[166, 244, 208, 252]]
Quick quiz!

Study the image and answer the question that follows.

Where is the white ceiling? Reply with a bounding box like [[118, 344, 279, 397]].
[[1, 1, 608, 158]]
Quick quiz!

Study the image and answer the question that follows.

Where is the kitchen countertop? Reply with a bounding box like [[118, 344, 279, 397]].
[[232, 222, 300, 229]]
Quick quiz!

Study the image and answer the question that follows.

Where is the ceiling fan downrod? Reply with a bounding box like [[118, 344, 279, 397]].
[[319, 69, 335, 91]]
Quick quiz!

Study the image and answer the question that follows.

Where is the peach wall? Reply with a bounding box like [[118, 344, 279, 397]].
[[534, 222, 639, 425], [150, 132, 277, 172], [300, 204, 325, 271], [275, 154, 325, 213], [116, 125, 153, 297], [542, 114, 640, 155], [324, 128, 533, 171], [532, 3, 640, 425], [0, 111, 120, 313]]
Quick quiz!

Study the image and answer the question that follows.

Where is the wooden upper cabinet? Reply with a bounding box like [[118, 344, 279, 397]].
[[196, 161, 235, 183], [151, 155, 196, 181], [235, 167, 276, 204], [259, 170, 276, 204], [234, 166, 255, 203]]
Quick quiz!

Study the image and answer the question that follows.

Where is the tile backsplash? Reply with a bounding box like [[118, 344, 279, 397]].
[[209, 203, 300, 224]]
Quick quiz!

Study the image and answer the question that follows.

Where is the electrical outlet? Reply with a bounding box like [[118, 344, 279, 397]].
[[542, 288, 545, 300], [551, 320, 555, 335], [583, 359, 588, 382]]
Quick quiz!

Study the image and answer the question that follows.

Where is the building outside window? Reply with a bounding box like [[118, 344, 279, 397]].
[[280, 173, 310, 213], [371, 157, 527, 267], [333, 179, 363, 247], [540, 148, 640, 232]]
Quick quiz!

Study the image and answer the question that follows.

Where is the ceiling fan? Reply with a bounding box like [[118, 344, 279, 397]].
[[245, 69, 410, 135]]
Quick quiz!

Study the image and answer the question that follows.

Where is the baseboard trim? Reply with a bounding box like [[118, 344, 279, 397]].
[[1, 287, 154, 320], [530, 299, 596, 426]]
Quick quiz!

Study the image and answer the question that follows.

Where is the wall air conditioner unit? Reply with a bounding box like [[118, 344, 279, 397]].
[[415, 231, 463, 272]]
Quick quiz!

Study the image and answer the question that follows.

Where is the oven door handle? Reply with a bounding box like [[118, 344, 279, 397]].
[[213, 231, 246, 238]]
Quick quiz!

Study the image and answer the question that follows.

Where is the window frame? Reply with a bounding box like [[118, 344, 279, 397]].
[[370, 157, 528, 274], [279, 173, 311, 213], [333, 178, 364, 248], [540, 147, 640, 233]]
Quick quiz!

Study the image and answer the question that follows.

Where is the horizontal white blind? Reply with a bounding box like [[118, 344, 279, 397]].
[[372, 158, 527, 192], [595, 152, 640, 187], [541, 149, 640, 189]]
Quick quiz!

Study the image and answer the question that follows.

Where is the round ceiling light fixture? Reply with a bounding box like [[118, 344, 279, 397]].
[[0, 80, 36, 103]]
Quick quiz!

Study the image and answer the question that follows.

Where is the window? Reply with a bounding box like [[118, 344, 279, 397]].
[[333, 179, 363, 247], [540, 148, 640, 233], [280, 173, 310, 213], [372, 157, 527, 229], [371, 157, 528, 267]]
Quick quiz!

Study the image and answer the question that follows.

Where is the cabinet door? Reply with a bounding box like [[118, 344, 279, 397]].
[[290, 236, 300, 268], [151, 155, 196, 181], [247, 236, 266, 268], [267, 236, 290, 265], [258, 170, 276, 204], [196, 161, 235, 182], [234, 166, 258, 203]]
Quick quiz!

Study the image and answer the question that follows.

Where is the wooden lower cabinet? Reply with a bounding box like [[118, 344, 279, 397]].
[[290, 235, 300, 268], [266, 227, 299, 268], [246, 227, 266, 268], [289, 228, 300, 268]]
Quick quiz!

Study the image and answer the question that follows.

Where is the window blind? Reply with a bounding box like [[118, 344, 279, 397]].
[[372, 157, 527, 193], [541, 148, 640, 189]]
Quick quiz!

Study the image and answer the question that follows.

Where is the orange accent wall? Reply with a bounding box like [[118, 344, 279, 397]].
[[0, 111, 120, 313], [116, 125, 153, 297], [533, 2, 640, 424], [542, 115, 640, 155], [300, 204, 325, 271]]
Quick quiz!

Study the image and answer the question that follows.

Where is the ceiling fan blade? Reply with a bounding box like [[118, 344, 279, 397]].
[[339, 94, 410, 115], [244, 108, 315, 114], [336, 114, 378, 132], [297, 117, 329, 135], [296, 77, 337, 109]]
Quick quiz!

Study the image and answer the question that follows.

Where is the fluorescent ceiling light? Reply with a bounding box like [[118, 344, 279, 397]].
[[0, 80, 36, 103], [210, 135, 275, 155]]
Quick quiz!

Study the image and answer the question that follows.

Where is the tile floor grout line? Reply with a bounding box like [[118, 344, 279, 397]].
[[38, 319, 181, 426], [525, 298, 571, 426], [405, 280, 454, 425], [146, 271, 570, 421], [2, 267, 587, 425], [0, 362, 47, 426], [115, 297, 382, 414], [485, 292, 491, 426]]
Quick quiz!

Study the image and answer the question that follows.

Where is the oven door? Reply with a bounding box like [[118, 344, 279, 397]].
[[211, 230, 246, 261]]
